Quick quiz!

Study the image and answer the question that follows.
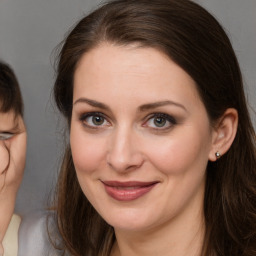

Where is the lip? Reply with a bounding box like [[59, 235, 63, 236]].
[[101, 180, 159, 201]]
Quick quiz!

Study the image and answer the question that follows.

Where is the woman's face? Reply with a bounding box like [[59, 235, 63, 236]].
[[70, 44, 215, 232]]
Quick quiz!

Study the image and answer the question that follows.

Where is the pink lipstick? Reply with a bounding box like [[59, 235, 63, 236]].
[[102, 181, 158, 201]]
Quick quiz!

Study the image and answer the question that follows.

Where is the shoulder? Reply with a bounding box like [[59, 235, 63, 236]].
[[3, 214, 21, 256], [18, 210, 63, 256]]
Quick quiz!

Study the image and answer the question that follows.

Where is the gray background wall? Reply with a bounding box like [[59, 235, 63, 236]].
[[0, 0, 255, 216]]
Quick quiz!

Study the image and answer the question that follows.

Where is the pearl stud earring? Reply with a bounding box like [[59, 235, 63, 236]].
[[215, 151, 221, 159]]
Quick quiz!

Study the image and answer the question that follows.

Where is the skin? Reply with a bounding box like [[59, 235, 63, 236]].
[[70, 44, 237, 256], [0, 111, 26, 255]]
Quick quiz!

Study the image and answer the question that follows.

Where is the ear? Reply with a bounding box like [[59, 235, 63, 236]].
[[208, 108, 238, 161]]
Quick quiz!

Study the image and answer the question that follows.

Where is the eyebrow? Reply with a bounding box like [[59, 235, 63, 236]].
[[73, 98, 111, 111], [0, 122, 20, 133], [73, 98, 187, 112], [139, 100, 187, 112]]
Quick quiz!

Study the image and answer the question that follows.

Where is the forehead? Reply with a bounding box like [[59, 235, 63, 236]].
[[73, 44, 202, 109], [0, 110, 18, 130]]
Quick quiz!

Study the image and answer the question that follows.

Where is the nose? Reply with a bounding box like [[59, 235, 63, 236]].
[[106, 126, 144, 173]]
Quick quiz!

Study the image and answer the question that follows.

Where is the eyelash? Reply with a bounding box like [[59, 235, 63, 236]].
[[144, 113, 177, 130], [0, 132, 15, 141], [79, 112, 177, 131], [79, 112, 110, 129]]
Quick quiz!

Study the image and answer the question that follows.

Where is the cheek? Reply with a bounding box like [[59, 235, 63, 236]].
[[145, 129, 211, 175], [70, 128, 105, 175], [0, 143, 9, 172]]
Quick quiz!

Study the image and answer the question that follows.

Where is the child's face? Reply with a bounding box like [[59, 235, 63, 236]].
[[0, 109, 26, 252], [0, 110, 26, 175], [0, 110, 19, 171]]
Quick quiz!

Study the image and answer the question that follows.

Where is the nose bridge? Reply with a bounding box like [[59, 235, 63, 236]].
[[107, 124, 143, 172]]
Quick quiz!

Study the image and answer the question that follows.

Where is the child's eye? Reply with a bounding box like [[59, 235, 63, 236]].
[[0, 132, 14, 140], [145, 113, 176, 129], [80, 112, 110, 128]]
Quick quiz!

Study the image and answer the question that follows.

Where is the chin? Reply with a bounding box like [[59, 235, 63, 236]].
[[101, 208, 159, 232]]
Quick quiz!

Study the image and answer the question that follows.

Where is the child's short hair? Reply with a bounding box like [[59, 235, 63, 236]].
[[0, 61, 23, 116]]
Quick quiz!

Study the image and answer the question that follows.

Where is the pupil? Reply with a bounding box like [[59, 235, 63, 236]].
[[93, 116, 104, 125], [154, 117, 166, 127]]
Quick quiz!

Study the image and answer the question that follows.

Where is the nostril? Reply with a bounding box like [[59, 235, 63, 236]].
[[106, 153, 144, 173]]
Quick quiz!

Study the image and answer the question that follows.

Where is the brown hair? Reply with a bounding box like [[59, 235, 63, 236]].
[[0, 61, 23, 116], [53, 0, 256, 255], [0, 61, 24, 189]]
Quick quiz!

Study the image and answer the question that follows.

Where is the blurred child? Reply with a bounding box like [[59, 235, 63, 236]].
[[0, 62, 26, 256]]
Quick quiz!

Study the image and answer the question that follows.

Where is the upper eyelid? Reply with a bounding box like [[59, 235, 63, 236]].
[[0, 132, 15, 140], [80, 111, 107, 119], [73, 102, 113, 119], [143, 113, 177, 128], [79, 112, 111, 127], [78, 110, 114, 123], [78, 111, 177, 127], [145, 113, 176, 122]]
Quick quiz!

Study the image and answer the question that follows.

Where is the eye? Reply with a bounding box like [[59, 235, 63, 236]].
[[79, 112, 110, 128], [152, 116, 167, 127], [90, 116, 105, 126], [145, 113, 176, 129], [0, 132, 14, 140]]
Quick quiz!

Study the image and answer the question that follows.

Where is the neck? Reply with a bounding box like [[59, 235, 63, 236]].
[[111, 201, 205, 256]]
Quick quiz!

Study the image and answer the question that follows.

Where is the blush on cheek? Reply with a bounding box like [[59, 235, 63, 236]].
[[71, 140, 103, 175], [147, 141, 184, 173], [149, 137, 206, 176]]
